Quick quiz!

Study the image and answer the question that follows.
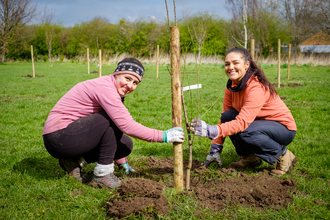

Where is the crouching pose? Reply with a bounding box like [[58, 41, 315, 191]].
[[190, 47, 297, 176], [43, 57, 184, 189]]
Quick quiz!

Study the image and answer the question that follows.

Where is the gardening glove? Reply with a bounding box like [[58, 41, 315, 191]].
[[119, 162, 135, 174], [190, 119, 219, 139], [202, 144, 223, 167], [163, 127, 184, 143]]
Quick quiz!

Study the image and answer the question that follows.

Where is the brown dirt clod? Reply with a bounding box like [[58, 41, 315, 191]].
[[105, 157, 298, 218]]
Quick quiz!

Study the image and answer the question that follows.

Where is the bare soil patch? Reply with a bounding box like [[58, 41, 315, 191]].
[[104, 157, 297, 219]]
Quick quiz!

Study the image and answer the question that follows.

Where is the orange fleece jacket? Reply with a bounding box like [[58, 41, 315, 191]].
[[212, 76, 297, 145]]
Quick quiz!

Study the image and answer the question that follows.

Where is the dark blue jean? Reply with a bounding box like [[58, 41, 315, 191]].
[[221, 109, 296, 165]]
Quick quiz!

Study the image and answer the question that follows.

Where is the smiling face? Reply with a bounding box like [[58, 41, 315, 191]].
[[224, 52, 250, 84], [114, 73, 140, 96]]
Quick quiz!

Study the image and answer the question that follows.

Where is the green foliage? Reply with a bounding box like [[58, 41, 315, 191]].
[[3, 11, 294, 61], [59, 55, 65, 63], [179, 12, 229, 57], [42, 55, 48, 62], [0, 62, 330, 218]]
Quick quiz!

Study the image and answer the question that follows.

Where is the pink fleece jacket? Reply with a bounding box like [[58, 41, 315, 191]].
[[43, 75, 163, 143], [212, 76, 296, 145]]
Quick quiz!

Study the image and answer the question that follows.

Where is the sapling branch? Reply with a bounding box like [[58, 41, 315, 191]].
[[182, 92, 193, 190], [164, 0, 171, 28]]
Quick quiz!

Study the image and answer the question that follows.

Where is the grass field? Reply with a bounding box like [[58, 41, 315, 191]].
[[0, 60, 330, 219]]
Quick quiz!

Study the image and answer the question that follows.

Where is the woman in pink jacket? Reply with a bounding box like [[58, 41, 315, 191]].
[[190, 47, 297, 176], [43, 57, 184, 189]]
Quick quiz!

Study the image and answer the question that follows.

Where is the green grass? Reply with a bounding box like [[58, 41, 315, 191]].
[[1, 61, 330, 219]]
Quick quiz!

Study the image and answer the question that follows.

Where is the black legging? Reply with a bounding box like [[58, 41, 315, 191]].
[[43, 111, 133, 165]]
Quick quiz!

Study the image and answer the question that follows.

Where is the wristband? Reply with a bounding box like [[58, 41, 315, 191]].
[[162, 131, 167, 142]]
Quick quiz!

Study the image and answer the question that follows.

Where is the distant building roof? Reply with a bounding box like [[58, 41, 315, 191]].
[[299, 32, 330, 53], [299, 32, 330, 46]]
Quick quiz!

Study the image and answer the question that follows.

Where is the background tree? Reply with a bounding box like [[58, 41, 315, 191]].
[[226, 0, 291, 57], [276, 0, 314, 47], [39, 6, 57, 61], [225, 0, 254, 47], [3, 1, 328, 61], [0, 0, 36, 62], [310, 0, 330, 33], [5, 23, 37, 60], [242, 0, 248, 48], [183, 12, 213, 63]]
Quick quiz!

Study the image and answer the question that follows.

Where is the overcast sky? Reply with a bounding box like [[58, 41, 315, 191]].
[[31, 0, 231, 26]]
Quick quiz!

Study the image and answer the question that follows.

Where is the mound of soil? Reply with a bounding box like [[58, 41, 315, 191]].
[[105, 157, 297, 218], [187, 172, 296, 210], [106, 179, 170, 218]]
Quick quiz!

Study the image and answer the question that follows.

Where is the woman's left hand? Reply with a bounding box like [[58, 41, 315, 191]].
[[190, 119, 219, 139]]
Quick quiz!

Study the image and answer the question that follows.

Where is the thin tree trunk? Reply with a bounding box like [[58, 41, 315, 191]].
[[48, 43, 52, 61], [1, 43, 6, 62], [243, 0, 247, 48]]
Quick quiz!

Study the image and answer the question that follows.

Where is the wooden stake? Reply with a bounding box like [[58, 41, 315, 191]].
[[156, 45, 159, 78], [251, 39, 255, 60], [287, 44, 291, 79], [31, 45, 35, 78], [277, 39, 281, 88], [170, 26, 183, 190], [87, 48, 90, 74], [98, 49, 102, 77]]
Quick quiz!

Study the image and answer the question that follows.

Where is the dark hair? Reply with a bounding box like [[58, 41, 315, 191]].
[[226, 47, 277, 96], [118, 57, 144, 71]]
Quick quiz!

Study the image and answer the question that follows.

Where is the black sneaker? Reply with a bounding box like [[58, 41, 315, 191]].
[[90, 173, 121, 190]]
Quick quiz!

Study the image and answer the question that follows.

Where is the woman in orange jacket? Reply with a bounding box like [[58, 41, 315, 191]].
[[190, 47, 297, 176]]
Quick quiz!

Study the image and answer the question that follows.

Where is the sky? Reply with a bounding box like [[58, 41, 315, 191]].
[[31, 0, 231, 27]]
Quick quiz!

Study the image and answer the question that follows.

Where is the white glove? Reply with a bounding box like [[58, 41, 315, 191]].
[[202, 151, 222, 167], [190, 119, 219, 139], [163, 127, 184, 143]]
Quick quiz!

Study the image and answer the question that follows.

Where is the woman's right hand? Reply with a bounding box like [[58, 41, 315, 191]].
[[190, 119, 219, 139], [163, 127, 184, 143]]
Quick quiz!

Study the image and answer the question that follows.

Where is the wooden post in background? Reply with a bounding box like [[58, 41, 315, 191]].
[[156, 45, 159, 78], [277, 39, 281, 88], [31, 45, 35, 78], [251, 39, 255, 60], [87, 48, 90, 74], [98, 49, 102, 77], [170, 26, 183, 190], [287, 44, 291, 79]]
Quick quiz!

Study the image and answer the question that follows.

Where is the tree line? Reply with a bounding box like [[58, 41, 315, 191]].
[[1, 0, 329, 62]]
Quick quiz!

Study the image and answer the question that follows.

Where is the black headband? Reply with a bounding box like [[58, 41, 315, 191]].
[[113, 62, 144, 81]]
